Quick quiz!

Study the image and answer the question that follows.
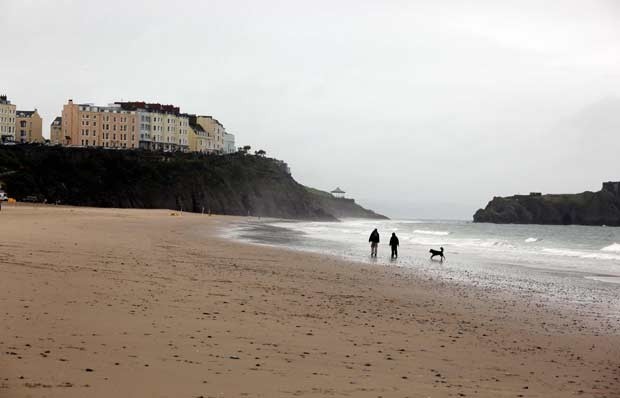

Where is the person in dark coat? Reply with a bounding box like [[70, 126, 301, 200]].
[[368, 228, 380, 257], [389, 232, 399, 259]]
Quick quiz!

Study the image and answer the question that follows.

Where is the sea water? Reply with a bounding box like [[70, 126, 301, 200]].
[[227, 219, 620, 316]]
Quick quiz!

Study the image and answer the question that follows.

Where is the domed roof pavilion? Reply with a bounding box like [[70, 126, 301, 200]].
[[330, 187, 346, 198]]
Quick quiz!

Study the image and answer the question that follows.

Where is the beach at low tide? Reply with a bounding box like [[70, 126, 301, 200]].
[[1, 205, 619, 397]]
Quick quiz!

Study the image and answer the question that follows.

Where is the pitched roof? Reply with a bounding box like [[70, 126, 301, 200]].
[[51, 116, 62, 125], [188, 114, 206, 132], [190, 122, 206, 133], [16, 110, 36, 117], [198, 115, 224, 128], [331, 187, 345, 194]]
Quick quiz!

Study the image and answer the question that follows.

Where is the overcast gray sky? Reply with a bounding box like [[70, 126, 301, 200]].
[[2, 0, 620, 219]]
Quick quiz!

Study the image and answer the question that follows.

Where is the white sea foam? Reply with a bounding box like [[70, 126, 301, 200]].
[[409, 237, 445, 246], [543, 248, 620, 261], [601, 243, 620, 253], [233, 218, 620, 293], [408, 237, 515, 250], [463, 239, 514, 249], [414, 229, 450, 236], [542, 248, 585, 257]]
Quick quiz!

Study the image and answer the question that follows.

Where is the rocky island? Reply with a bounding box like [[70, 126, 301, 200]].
[[473, 182, 620, 226], [0, 145, 386, 221]]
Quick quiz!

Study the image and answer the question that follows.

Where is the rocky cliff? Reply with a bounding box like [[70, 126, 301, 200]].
[[473, 182, 620, 225], [0, 145, 386, 221]]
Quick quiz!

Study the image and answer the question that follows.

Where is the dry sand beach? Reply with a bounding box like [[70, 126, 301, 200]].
[[1, 205, 619, 397]]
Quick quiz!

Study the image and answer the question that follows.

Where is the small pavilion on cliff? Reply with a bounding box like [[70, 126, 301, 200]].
[[330, 187, 346, 198]]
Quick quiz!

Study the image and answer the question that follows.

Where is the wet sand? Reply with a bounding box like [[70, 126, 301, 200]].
[[1, 205, 619, 397]]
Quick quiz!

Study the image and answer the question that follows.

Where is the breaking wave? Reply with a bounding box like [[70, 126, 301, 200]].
[[601, 243, 620, 253], [543, 248, 620, 261], [413, 229, 450, 236]]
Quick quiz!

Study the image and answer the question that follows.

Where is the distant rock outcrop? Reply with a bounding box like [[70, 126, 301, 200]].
[[473, 182, 620, 226], [0, 145, 387, 221]]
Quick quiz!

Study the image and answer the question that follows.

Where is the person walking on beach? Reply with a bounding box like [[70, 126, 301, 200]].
[[369, 228, 380, 257], [389, 232, 399, 259]]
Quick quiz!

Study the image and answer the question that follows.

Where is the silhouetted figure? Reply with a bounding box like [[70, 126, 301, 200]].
[[429, 247, 445, 261], [368, 228, 380, 257], [389, 232, 399, 259]]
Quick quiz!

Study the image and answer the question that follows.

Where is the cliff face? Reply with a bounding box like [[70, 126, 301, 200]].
[[473, 184, 620, 226], [0, 145, 386, 221]]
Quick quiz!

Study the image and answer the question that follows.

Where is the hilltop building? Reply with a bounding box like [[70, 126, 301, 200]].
[[188, 115, 210, 153], [116, 102, 189, 152], [50, 117, 63, 145], [55, 98, 237, 154], [187, 115, 236, 154], [62, 100, 139, 149], [330, 187, 346, 198], [15, 109, 43, 143], [0, 95, 16, 143], [60, 100, 189, 151], [195, 116, 226, 152], [224, 132, 236, 154]]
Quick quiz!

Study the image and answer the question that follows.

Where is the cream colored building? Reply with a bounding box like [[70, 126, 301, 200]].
[[196, 116, 226, 152], [15, 109, 43, 143], [117, 102, 189, 152], [50, 117, 63, 145], [56, 99, 230, 154], [62, 99, 139, 149], [0, 95, 16, 143], [188, 115, 210, 153]]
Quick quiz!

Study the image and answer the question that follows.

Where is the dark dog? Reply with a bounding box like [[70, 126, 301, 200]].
[[429, 247, 445, 261]]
